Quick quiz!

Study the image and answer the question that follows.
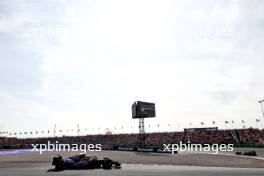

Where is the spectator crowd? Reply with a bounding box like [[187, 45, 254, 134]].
[[2, 128, 264, 148]]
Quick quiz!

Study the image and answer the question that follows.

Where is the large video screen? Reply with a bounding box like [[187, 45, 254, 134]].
[[132, 101, 156, 119]]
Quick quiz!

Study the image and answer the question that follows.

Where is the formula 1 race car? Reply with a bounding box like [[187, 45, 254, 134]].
[[235, 151, 257, 156], [52, 154, 121, 171]]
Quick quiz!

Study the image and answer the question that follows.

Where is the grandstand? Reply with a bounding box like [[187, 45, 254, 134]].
[[2, 128, 264, 150], [0, 137, 7, 145]]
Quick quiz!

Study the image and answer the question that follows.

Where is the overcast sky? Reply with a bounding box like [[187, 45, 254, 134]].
[[0, 0, 264, 137]]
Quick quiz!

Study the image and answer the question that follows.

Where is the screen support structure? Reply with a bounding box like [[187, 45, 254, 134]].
[[139, 118, 146, 147]]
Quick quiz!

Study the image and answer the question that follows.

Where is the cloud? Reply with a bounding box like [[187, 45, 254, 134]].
[[0, 0, 264, 135]]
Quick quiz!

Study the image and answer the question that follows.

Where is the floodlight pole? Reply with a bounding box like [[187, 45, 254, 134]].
[[258, 100, 264, 130], [53, 124, 56, 138], [77, 124, 80, 136], [259, 100, 264, 119]]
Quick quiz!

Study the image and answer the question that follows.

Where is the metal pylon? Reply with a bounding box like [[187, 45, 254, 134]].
[[139, 118, 145, 147]]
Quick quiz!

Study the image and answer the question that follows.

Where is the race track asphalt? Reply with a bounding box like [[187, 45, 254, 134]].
[[0, 163, 264, 176], [1, 150, 264, 176]]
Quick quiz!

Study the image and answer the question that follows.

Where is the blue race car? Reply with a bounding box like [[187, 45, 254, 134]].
[[52, 154, 121, 170]]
